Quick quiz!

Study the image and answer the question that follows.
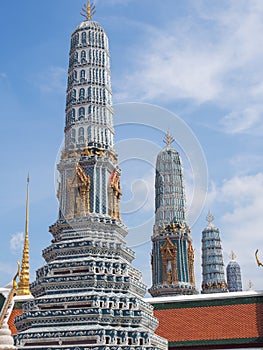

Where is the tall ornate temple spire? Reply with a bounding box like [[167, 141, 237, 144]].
[[14, 7, 167, 349], [16, 176, 31, 296], [149, 133, 197, 297], [59, 4, 120, 222], [201, 211, 228, 294]]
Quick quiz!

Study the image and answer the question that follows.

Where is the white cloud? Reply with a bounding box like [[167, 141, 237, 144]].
[[34, 66, 67, 93], [229, 153, 263, 175], [115, 1, 263, 133], [221, 108, 262, 134], [116, 26, 223, 104], [10, 232, 24, 254], [121, 170, 155, 217], [0, 262, 17, 282]]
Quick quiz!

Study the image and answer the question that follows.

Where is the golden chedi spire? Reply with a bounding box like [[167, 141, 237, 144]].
[[16, 175, 31, 296], [81, 0, 96, 21]]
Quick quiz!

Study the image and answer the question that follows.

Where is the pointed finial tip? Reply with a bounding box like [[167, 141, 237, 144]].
[[81, 0, 96, 21], [163, 130, 174, 148], [206, 210, 214, 224], [230, 251, 236, 261]]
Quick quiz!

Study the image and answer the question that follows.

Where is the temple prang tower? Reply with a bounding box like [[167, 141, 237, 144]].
[[14, 2, 167, 349], [201, 212, 228, 294], [149, 132, 197, 297], [226, 252, 242, 292]]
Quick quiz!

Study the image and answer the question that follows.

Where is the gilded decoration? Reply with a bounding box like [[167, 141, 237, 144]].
[[66, 163, 90, 219], [255, 249, 263, 267], [202, 280, 228, 291], [160, 238, 178, 284], [81, 0, 96, 21], [62, 145, 111, 160], [161, 221, 187, 234], [108, 168, 122, 220], [17, 176, 31, 296], [188, 241, 195, 285]]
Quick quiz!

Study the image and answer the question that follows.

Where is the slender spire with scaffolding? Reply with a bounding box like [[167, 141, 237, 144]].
[[16, 175, 31, 296], [149, 133, 197, 297], [201, 211, 228, 294]]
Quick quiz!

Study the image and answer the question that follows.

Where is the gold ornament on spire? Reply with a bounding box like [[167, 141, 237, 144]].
[[17, 175, 31, 296], [230, 251, 236, 261], [81, 0, 96, 21], [163, 131, 174, 149], [206, 210, 214, 224], [255, 249, 263, 268]]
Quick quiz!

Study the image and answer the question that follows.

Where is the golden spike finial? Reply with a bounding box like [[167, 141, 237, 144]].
[[81, 0, 96, 21], [163, 131, 174, 149], [230, 251, 236, 261], [16, 175, 31, 296]]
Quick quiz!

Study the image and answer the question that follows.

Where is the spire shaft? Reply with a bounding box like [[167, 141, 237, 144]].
[[25, 175, 29, 238], [16, 176, 31, 296], [87, 0, 91, 20]]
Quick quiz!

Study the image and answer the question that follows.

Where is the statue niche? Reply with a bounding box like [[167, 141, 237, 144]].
[[66, 163, 90, 219], [108, 168, 122, 220], [161, 238, 178, 285]]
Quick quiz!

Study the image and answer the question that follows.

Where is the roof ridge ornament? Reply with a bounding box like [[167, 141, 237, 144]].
[[163, 131, 174, 149], [81, 0, 96, 21]]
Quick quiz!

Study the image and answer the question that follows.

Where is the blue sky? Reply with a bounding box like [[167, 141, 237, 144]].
[[1, 0, 263, 293]]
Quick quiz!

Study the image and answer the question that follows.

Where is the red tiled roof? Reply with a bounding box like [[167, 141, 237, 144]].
[[154, 303, 263, 343], [8, 309, 22, 335]]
